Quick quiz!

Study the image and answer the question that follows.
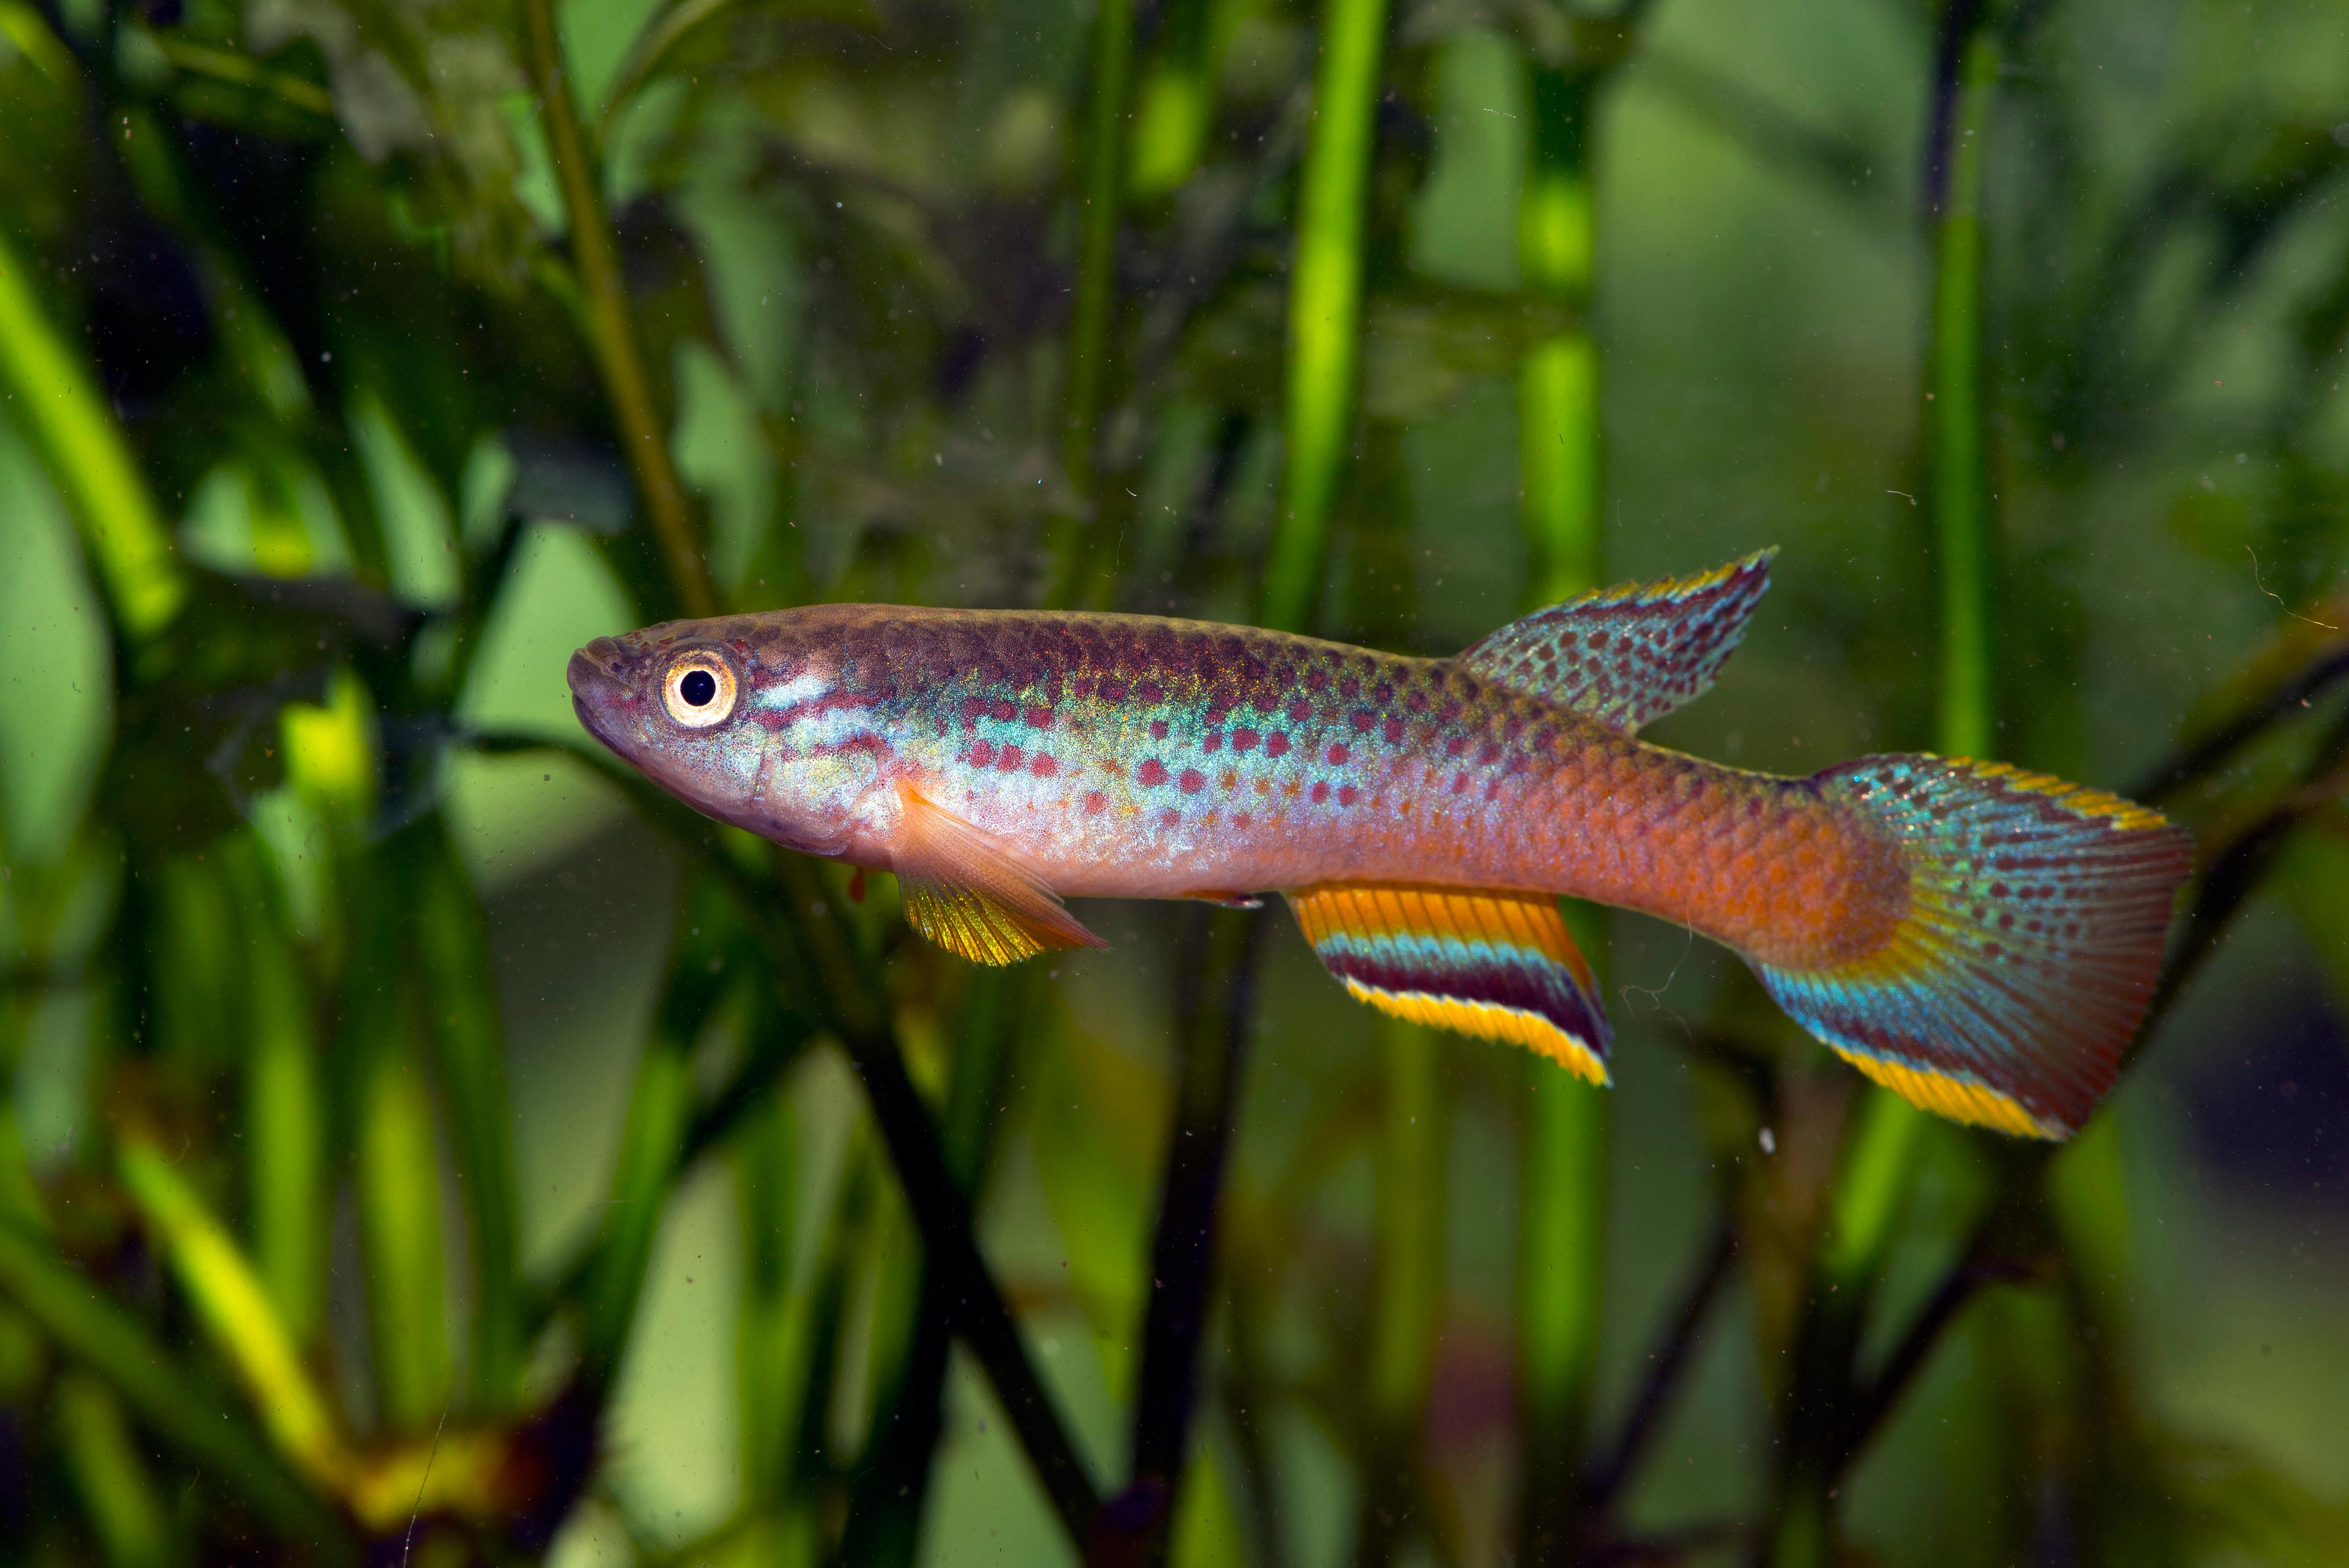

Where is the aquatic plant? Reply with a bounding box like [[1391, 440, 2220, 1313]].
[[1, 0, 2348, 1562]]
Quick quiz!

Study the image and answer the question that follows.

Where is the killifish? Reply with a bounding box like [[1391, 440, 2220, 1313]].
[[568, 551, 2191, 1139]]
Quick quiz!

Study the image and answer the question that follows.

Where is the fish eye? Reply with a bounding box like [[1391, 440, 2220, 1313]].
[[661, 653, 738, 729]]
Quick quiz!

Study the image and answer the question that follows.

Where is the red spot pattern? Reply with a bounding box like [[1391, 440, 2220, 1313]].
[[1327, 743, 1349, 765], [1179, 768, 1206, 794], [1267, 733, 1290, 758], [1032, 754, 1058, 778], [1138, 759, 1169, 787], [1312, 782, 1330, 803], [1338, 785, 1359, 807], [1026, 706, 1053, 728], [1382, 716, 1405, 744], [1233, 727, 1260, 752], [1203, 730, 1222, 753], [1151, 719, 1169, 740], [1159, 808, 1181, 828], [991, 699, 1016, 722], [970, 740, 996, 766], [998, 745, 1023, 770], [1288, 697, 1312, 724], [1085, 790, 1107, 814]]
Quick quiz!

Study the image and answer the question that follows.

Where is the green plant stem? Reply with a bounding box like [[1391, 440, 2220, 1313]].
[[117, 1140, 351, 1493], [0, 1109, 43, 1231], [1770, 17, 1997, 1566], [1113, 907, 1263, 1564], [1817, 0, 2000, 1312], [520, 0, 718, 620], [1356, 1017, 1449, 1567], [152, 34, 336, 120], [1262, 0, 1390, 633], [1518, 64, 1599, 609], [1930, 26, 1998, 765], [344, 863, 455, 1433], [1065, 0, 1135, 491], [1814, 0, 1998, 1352], [736, 1070, 807, 1509], [1515, 943, 1608, 1564], [0, 229, 184, 639], [473, 732, 1100, 1542], [836, 1005, 1101, 1541], [0, 1221, 347, 1550], [54, 1371, 173, 1568], [414, 832, 525, 1410], [578, 887, 740, 1382], [839, 967, 1024, 1567], [1051, 0, 1138, 608], [1128, 0, 1215, 198], [599, 0, 740, 133], [237, 864, 324, 1347], [355, 1035, 454, 1430], [1513, 59, 1611, 1567]]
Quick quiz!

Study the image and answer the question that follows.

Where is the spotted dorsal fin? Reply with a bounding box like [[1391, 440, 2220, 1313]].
[[1457, 549, 1775, 734], [893, 786, 1106, 965], [1286, 883, 1610, 1082]]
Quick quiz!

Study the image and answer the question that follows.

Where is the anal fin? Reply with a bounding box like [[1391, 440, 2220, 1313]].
[[1286, 883, 1611, 1082], [894, 785, 1107, 966]]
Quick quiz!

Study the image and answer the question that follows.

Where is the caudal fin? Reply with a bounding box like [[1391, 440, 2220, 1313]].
[[1751, 756, 2192, 1139]]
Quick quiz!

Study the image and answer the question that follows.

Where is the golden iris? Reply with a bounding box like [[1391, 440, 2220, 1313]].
[[661, 652, 738, 728]]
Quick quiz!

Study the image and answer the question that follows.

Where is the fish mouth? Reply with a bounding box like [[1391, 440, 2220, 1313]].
[[567, 638, 637, 755]]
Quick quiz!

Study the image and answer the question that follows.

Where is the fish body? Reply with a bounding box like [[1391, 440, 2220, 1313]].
[[569, 553, 2192, 1139]]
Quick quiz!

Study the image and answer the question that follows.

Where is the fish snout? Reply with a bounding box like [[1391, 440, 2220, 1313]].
[[568, 637, 639, 751]]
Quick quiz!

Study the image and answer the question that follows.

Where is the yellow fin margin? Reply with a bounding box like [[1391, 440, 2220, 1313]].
[[1928, 757, 2175, 834], [1839, 1051, 2067, 1140], [1340, 981, 1609, 1085], [1570, 546, 1776, 612]]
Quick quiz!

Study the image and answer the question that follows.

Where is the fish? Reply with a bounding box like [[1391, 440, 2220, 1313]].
[[567, 550, 2193, 1139]]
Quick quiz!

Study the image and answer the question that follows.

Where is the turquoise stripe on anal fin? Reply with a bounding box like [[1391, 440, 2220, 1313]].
[[1286, 883, 1612, 1083]]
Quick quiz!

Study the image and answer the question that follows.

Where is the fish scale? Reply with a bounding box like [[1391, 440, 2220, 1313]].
[[571, 551, 2192, 1140]]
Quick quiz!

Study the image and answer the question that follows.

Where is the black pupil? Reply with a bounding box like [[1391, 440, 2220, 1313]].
[[680, 669, 718, 707]]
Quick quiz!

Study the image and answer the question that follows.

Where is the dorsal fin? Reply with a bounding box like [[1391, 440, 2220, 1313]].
[[1457, 549, 1775, 734]]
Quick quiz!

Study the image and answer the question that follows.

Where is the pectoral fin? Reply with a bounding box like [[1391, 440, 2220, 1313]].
[[1286, 882, 1611, 1082], [893, 786, 1107, 965]]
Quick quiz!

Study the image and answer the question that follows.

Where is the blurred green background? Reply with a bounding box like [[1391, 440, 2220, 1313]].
[[4, 0, 2349, 1561]]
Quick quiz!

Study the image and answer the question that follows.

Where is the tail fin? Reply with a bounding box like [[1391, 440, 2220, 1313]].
[[1752, 756, 2192, 1139]]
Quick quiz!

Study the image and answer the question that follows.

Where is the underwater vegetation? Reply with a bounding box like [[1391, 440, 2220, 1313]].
[[4, 0, 2349, 1562]]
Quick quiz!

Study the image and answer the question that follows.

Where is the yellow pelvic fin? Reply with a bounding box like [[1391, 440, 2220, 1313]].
[[893, 785, 1105, 966]]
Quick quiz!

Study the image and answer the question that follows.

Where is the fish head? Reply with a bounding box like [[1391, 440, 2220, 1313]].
[[568, 610, 892, 858]]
